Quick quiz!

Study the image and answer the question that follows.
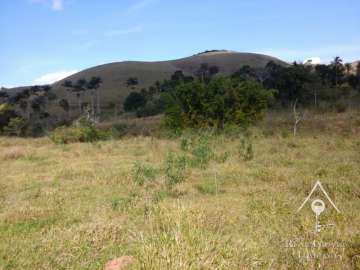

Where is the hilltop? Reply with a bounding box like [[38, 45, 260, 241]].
[[0, 51, 286, 128], [52, 50, 286, 109]]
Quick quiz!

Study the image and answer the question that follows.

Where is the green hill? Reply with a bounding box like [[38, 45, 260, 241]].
[[52, 51, 286, 110], [1, 50, 287, 128]]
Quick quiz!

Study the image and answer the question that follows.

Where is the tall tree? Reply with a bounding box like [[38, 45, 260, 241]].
[[196, 63, 219, 82], [87, 76, 103, 121], [331, 56, 344, 88], [73, 79, 87, 114]]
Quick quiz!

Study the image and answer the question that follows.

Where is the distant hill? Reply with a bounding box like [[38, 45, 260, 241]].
[[50, 50, 286, 110], [2, 50, 287, 124]]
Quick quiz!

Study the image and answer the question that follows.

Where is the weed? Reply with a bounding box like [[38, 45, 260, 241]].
[[180, 136, 191, 151], [111, 196, 135, 211], [131, 161, 158, 186], [190, 135, 213, 168], [152, 190, 168, 203], [214, 151, 230, 163], [238, 136, 254, 161], [195, 179, 221, 195], [164, 152, 187, 188]]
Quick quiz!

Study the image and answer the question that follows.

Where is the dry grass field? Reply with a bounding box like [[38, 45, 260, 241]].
[[0, 111, 360, 269]]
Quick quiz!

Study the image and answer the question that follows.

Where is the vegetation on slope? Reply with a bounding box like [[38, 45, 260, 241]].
[[0, 112, 359, 269]]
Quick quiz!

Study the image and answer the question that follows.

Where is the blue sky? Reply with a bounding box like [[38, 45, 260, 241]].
[[1, 0, 359, 87]]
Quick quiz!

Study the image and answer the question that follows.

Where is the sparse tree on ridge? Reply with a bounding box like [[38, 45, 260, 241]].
[[331, 56, 344, 88], [126, 77, 139, 88], [73, 79, 87, 114], [196, 63, 220, 82], [87, 76, 103, 121]]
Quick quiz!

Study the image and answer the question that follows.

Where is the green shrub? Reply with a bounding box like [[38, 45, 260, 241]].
[[111, 193, 137, 211], [123, 92, 146, 112], [152, 190, 168, 203], [131, 161, 158, 186], [190, 135, 213, 169], [163, 105, 184, 131], [164, 153, 187, 189], [3, 117, 26, 136], [136, 99, 166, 118], [195, 179, 220, 195], [164, 78, 273, 130], [238, 137, 254, 161], [0, 103, 18, 133], [49, 119, 108, 144], [214, 151, 230, 163], [180, 136, 191, 151]]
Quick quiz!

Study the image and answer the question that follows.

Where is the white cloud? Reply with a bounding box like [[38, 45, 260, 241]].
[[30, 0, 64, 11], [104, 25, 143, 37], [126, 0, 157, 13], [51, 0, 63, 11], [1, 85, 13, 89], [258, 45, 360, 64], [33, 70, 78, 85]]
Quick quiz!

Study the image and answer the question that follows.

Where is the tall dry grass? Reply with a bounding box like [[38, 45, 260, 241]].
[[0, 111, 359, 269]]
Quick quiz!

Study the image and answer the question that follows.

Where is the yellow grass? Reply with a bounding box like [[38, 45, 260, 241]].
[[0, 112, 360, 269]]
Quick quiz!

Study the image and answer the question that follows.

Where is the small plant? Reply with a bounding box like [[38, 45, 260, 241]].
[[214, 151, 230, 163], [111, 193, 137, 211], [195, 179, 220, 195], [152, 190, 168, 203], [190, 135, 213, 168], [164, 153, 187, 189], [238, 137, 254, 161], [180, 136, 191, 151], [131, 161, 158, 186]]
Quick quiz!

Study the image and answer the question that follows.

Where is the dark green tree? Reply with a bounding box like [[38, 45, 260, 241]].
[[73, 79, 87, 113], [165, 77, 274, 129], [331, 56, 345, 88], [126, 77, 139, 88], [123, 92, 147, 112]]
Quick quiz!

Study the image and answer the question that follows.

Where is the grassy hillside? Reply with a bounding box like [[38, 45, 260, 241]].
[[51, 51, 286, 111], [0, 51, 287, 128], [0, 111, 359, 269]]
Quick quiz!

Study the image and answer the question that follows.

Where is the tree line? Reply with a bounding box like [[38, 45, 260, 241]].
[[1, 56, 360, 136], [123, 57, 360, 129]]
